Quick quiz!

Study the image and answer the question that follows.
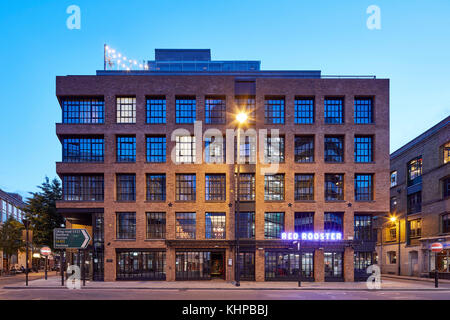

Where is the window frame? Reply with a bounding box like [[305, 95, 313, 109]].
[[116, 97, 136, 124]]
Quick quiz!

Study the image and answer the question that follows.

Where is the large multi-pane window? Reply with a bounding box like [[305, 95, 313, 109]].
[[62, 175, 104, 201], [294, 174, 314, 200], [355, 174, 374, 201], [235, 96, 255, 124], [116, 212, 136, 239], [176, 212, 196, 239], [442, 213, 450, 234], [205, 136, 225, 163], [237, 173, 256, 201], [62, 97, 104, 124], [324, 212, 344, 233], [117, 251, 166, 280], [294, 98, 314, 124], [62, 137, 104, 162], [117, 136, 136, 162], [116, 174, 136, 201], [146, 212, 166, 239], [205, 174, 226, 201], [116, 97, 136, 123], [354, 215, 372, 241], [235, 135, 257, 164], [264, 136, 285, 163], [264, 174, 285, 201], [390, 171, 398, 187], [176, 174, 196, 201], [265, 97, 285, 124], [205, 97, 226, 124], [294, 212, 314, 233], [408, 219, 422, 239], [176, 251, 210, 280], [294, 135, 314, 163], [205, 213, 226, 239], [354, 136, 373, 162], [146, 97, 166, 124], [146, 174, 166, 201], [146, 136, 166, 162], [176, 97, 196, 123], [443, 142, 450, 164], [354, 98, 373, 124], [324, 136, 344, 162], [264, 212, 284, 239], [324, 98, 344, 124], [407, 191, 422, 214], [236, 212, 255, 239], [175, 135, 196, 164], [325, 174, 344, 201], [265, 251, 314, 281], [443, 177, 450, 198], [407, 156, 422, 186]]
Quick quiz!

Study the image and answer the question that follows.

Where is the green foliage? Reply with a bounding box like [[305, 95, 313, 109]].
[[24, 177, 63, 249], [0, 217, 25, 271]]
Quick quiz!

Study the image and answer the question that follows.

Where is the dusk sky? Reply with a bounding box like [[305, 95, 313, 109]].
[[0, 0, 449, 198]]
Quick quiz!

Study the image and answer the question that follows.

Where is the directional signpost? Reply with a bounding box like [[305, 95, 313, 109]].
[[53, 229, 91, 287], [54, 229, 91, 249]]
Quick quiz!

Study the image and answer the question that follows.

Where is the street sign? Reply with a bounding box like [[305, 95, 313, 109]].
[[40, 246, 51, 256], [53, 228, 91, 249], [431, 242, 444, 253]]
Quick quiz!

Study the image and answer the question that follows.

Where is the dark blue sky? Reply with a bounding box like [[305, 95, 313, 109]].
[[0, 0, 449, 197]]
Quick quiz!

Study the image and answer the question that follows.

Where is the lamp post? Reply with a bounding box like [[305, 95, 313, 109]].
[[235, 112, 247, 287], [22, 219, 30, 286]]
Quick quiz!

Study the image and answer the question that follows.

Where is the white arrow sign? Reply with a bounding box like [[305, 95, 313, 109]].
[[81, 229, 91, 249]]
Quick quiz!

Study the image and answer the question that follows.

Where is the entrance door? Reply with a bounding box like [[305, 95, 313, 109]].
[[238, 252, 255, 281], [210, 252, 225, 279], [324, 252, 343, 281], [409, 251, 419, 276]]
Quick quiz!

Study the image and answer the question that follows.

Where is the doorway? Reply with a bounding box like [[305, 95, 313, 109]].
[[210, 252, 225, 279]]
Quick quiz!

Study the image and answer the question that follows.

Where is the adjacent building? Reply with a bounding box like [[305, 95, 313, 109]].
[[55, 49, 390, 282], [376, 116, 450, 278], [0, 188, 26, 271]]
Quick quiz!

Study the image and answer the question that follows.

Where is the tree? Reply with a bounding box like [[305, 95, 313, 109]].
[[24, 177, 64, 249], [0, 217, 25, 272]]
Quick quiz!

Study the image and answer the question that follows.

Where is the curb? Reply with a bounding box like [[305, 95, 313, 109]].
[[4, 286, 450, 291]]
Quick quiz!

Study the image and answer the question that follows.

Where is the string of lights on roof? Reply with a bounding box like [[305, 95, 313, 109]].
[[103, 44, 148, 71]]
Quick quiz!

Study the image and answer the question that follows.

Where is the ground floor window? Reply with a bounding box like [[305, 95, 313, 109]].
[[324, 251, 343, 281], [238, 251, 255, 281], [354, 251, 374, 281], [437, 249, 450, 272], [264, 251, 314, 281], [175, 251, 211, 280], [116, 251, 166, 280]]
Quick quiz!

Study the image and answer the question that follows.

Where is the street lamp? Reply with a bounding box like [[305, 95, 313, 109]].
[[235, 111, 248, 287]]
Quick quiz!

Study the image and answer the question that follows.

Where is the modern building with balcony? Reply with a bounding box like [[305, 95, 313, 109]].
[[55, 49, 390, 282], [376, 116, 450, 278]]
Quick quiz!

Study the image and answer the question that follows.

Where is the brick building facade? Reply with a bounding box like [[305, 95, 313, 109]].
[[376, 116, 450, 278], [55, 49, 390, 282]]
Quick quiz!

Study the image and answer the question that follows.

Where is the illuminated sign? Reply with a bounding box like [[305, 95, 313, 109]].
[[281, 232, 343, 241]]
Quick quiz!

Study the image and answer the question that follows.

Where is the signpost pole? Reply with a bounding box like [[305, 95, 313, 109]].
[[61, 249, 64, 286], [298, 242, 302, 287], [435, 253, 439, 288], [45, 256, 48, 280], [82, 249, 86, 287]]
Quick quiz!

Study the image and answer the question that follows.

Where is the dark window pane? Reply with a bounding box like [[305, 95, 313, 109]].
[[176, 212, 196, 239], [354, 98, 373, 124], [205, 213, 226, 239], [264, 212, 284, 239], [146, 174, 166, 201], [295, 98, 314, 124], [325, 98, 344, 124], [355, 174, 373, 201], [354, 136, 373, 162], [116, 212, 136, 239], [325, 174, 344, 201], [146, 136, 166, 162], [63, 137, 104, 162], [295, 136, 314, 163], [325, 136, 344, 162], [117, 136, 136, 162], [62, 98, 104, 124], [294, 174, 314, 200], [146, 97, 166, 124], [265, 98, 285, 124]]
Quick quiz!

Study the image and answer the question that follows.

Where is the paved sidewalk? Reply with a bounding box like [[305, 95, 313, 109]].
[[381, 274, 450, 284], [5, 276, 450, 290]]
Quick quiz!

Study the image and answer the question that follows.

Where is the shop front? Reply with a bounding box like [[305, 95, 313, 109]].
[[421, 236, 450, 279], [116, 250, 166, 280], [175, 250, 226, 280], [264, 250, 314, 281]]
